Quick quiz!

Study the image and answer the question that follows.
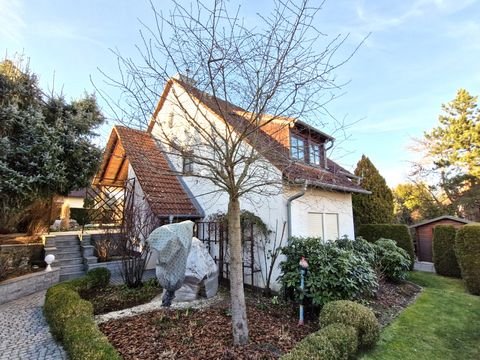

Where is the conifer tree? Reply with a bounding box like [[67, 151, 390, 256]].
[[352, 155, 394, 230]]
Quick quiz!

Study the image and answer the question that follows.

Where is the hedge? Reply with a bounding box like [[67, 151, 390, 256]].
[[319, 300, 380, 350], [455, 225, 480, 295], [432, 225, 461, 278], [44, 269, 121, 360], [357, 224, 415, 269]]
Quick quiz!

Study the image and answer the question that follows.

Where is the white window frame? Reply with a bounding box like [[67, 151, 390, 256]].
[[307, 212, 339, 241]]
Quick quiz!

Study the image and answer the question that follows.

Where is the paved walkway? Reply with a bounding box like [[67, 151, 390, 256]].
[[0, 291, 67, 360], [414, 261, 436, 273]]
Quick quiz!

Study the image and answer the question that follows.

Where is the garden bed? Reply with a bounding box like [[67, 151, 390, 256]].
[[99, 279, 420, 359], [79, 280, 162, 315]]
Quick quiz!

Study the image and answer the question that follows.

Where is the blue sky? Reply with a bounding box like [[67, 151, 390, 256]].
[[1, 0, 479, 186]]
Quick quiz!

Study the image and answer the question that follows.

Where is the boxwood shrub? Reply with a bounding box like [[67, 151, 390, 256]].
[[281, 323, 358, 360], [319, 300, 380, 350], [279, 237, 378, 308], [357, 224, 415, 269], [433, 225, 461, 278], [44, 268, 121, 360], [455, 225, 480, 295]]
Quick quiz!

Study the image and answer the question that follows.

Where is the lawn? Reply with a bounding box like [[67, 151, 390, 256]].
[[362, 271, 480, 360]]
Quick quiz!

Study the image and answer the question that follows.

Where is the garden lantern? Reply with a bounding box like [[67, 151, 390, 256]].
[[298, 256, 308, 326], [45, 254, 55, 272]]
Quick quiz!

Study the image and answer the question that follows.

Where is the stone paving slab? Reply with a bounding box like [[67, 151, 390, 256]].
[[414, 261, 436, 273], [0, 291, 67, 360]]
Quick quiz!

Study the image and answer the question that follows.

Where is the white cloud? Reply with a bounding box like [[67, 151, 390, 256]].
[[0, 0, 25, 44], [33, 21, 106, 48]]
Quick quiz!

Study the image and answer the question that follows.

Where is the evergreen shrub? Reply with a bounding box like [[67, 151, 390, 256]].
[[319, 300, 380, 350], [357, 224, 415, 269], [375, 238, 411, 282], [279, 237, 378, 308], [455, 225, 480, 295], [433, 225, 461, 278]]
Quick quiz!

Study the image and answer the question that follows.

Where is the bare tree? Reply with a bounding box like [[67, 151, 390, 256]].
[[98, 0, 362, 345]]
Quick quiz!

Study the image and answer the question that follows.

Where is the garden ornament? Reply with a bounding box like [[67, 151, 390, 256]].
[[298, 256, 309, 326], [146, 220, 194, 306], [44, 254, 55, 272]]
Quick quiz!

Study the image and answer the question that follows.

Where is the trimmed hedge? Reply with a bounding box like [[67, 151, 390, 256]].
[[357, 224, 415, 269], [281, 324, 358, 360], [319, 300, 380, 350], [433, 225, 461, 278], [455, 225, 480, 295], [44, 269, 121, 360]]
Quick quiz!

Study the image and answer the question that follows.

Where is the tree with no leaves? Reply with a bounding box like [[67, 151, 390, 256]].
[[99, 0, 362, 345]]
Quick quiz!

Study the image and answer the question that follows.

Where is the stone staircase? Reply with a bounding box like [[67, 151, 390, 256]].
[[44, 233, 86, 281]]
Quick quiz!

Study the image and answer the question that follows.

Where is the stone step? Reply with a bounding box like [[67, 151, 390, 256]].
[[60, 264, 85, 274], [60, 271, 85, 282], [56, 244, 81, 252], [55, 251, 82, 260], [57, 257, 83, 266], [54, 234, 80, 241], [55, 239, 80, 247]]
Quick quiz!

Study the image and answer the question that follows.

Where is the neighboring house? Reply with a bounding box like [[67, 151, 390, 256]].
[[94, 76, 368, 289], [410, 215, 472, 262]]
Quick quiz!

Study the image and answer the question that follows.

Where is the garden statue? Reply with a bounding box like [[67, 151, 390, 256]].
[[146, 220, 194, 306]]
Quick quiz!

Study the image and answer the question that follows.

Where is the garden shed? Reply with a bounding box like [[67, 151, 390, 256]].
[[410, 215, 471, 262]]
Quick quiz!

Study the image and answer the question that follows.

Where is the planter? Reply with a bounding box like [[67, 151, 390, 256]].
[[0, 267, 60, 305]]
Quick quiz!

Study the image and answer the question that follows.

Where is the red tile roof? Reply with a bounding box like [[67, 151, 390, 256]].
[[160, 79, 368, 194], [99, 126, 202, 218]]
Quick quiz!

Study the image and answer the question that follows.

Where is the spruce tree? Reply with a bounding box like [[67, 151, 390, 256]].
[[352, 155, 394, 230]]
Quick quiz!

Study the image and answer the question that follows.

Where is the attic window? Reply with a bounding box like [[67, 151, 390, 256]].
[[290, 135, 305, 160], [182, 150, 194, 175], [310, 143, 321, 166]]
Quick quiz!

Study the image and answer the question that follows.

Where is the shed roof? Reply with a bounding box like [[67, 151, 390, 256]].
[[409, 215, 472, 228]]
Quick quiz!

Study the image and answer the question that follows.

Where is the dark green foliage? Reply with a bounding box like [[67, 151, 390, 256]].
[[375, 238, 411, 282], [279, 237, 378, 308], [44, 273, 121, 359], [85, 268, 111, 289], [433, 225, 461, 278], [319, 300, 380, 350], [455, 225, 480, 295], [70, 208, 90, 226], [0, 59, 104, 231], [281, 323, 358, 359], [357, 224, 415, 269], [352, 155, 394, 229], [336, 237, 410, 282], [281, 331, 337, 359]]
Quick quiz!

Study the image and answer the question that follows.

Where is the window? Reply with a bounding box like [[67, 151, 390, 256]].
[[309, 143, 321, 165], [182, 150, 194, 174], [307, 212, 339, 241], [290, 135, 305, 160]]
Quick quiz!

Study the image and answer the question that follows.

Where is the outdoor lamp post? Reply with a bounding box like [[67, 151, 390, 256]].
[[298, 256, 309, 326]]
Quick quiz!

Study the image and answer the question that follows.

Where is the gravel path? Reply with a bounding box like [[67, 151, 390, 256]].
[[0, 291, 67, 360]]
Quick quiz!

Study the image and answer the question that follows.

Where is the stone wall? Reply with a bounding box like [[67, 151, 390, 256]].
[[0, 268, 60, 305]]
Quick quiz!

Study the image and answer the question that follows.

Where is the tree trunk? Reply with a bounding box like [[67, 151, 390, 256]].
[[227, 197, 249, 345]]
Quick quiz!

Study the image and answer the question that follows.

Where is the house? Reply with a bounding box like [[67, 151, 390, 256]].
[[94, 76, 368, 289], [410, 215, 472, 262]]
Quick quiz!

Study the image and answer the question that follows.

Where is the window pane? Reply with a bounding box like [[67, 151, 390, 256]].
[[290, 135, 305, 160], [310, 143, 320, 165]]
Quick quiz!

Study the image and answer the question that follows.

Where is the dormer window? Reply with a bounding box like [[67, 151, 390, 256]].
[[310, 143, 321, 166], [290, 135, 305, 160]]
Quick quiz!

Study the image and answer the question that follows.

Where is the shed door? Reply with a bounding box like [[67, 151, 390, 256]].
[[417, 228, 433, 262]]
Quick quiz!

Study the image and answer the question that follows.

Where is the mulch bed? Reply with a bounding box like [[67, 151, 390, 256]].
[[99, 281, 420, 359]]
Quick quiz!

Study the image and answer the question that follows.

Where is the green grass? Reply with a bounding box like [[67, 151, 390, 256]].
[[362, 271, 480, 360]]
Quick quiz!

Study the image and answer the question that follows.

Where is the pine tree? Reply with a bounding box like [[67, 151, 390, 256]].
[[352, 155, 394, 230]]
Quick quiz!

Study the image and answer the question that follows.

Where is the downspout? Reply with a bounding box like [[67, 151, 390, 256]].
[[287, 181, 308, 241]]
